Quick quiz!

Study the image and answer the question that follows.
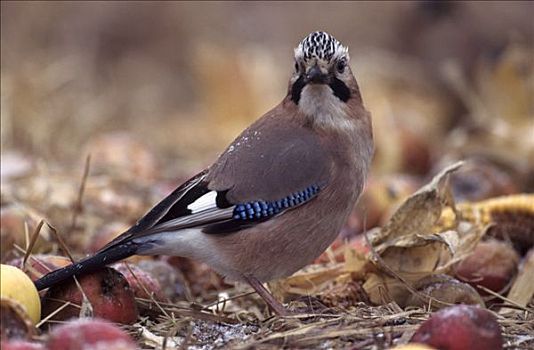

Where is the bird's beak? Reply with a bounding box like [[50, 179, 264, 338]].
[[305, 64, 329, 84]]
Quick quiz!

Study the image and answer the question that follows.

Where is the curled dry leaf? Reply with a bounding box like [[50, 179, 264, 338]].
[[362, 162, 491, 305], [500, 247, 534, 315], [369, 161, 463, 246], [375, 230, 459, 277]]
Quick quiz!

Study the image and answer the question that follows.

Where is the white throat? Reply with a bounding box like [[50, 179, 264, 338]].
[[298, 85, 351, 130]]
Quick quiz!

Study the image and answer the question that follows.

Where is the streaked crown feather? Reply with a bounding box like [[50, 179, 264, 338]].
[[294, 31, 348, 63]]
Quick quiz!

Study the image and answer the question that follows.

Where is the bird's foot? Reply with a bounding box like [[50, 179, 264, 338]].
[[244, 275, 291, 317]]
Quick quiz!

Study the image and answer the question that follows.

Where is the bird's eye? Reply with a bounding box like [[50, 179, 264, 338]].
[[336, 60, 346, 73]]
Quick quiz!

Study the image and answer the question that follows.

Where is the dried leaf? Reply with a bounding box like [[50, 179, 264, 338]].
[[361, 162, 496, 306], [343, 243, 368, 274], [501, 248, 534, 314], [377, 233, 456, 278], [370, 161, 463, 245]]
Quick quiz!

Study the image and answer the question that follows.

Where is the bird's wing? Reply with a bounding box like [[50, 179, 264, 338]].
[[101, 118, 332, 248], [98, 170, 210, 251], [206, 117, 332, 204]]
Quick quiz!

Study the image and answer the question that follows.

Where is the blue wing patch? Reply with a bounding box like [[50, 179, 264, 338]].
[[232, 185, 320, 220], [203, 184, 321, 234]]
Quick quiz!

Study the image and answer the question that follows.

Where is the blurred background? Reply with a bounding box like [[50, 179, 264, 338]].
[[1, 1, 533, 253]]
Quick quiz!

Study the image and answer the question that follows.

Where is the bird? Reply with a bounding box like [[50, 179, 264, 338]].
[[34, 31, 374, 316]]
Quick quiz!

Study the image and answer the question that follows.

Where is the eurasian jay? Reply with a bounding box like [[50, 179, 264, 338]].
[[34, 31, 374, 316]]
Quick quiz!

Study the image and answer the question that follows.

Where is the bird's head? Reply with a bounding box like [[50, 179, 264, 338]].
[[289, 31, 361, 127]]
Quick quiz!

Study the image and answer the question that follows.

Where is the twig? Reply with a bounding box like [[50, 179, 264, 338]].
[[46, 222, 75, 263], [477, 285, 533, 314], [37, 301, 73, 328], [22, 219, 45, 269], [69, 154, 91, 234]]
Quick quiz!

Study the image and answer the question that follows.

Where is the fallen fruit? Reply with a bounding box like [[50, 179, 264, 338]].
[[0, 264, 41, 324], [390, 343, 436, 350], [41, 267, 138, 324], [449, 160, 517, 202], [46, 318, 137, 350], [0, 298, 36, 340], [405, 274, 484, 309], [411, 304, 503, 350], [0, 340, 45, 350], [0, 205, 51, 261], [111, 261, 168, 319], [455, 239, 519, 294], [112, 262, 164, 301], [7, 255, 71, 282]]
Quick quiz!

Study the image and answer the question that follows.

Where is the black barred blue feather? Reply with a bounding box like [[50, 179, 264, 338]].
[[232, 185, 320, 221]]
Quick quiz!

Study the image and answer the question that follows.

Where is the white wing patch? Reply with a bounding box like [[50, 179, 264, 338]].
[[187, 191, 218, 213]]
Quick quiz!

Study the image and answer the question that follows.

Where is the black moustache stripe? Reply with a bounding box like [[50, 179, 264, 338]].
[[291, 75, 351, 105], [290, 75, 306, 104], [329, 77, 351, 102]]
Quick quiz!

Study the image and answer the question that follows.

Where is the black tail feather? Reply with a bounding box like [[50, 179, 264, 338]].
[[34, 242, 138, 291]]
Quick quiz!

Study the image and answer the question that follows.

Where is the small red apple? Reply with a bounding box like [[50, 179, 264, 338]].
[[41, 267, 138, 324], [46, 318, 137, 350], [455, 239, 519, 295], [411, 304, 503, 350], [0, 340, 45, 350]]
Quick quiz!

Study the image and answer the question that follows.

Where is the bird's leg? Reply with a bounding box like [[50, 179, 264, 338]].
[[244, 275, 290, 316]]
